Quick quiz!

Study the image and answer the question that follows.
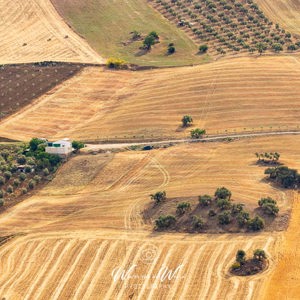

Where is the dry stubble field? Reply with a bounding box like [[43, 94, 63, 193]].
[[0, 136, 298, 299], [0, 0, 103, 64], [0, 55, 299, 142]]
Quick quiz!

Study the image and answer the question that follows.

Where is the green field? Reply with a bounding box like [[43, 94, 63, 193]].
[[52, 0, 210, 66]]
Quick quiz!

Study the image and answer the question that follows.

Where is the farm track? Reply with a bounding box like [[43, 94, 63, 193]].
[[0, 56, 300, 142], [0, 0, 103, 64]]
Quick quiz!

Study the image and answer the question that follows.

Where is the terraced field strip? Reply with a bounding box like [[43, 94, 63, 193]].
[[0, 232, 279, 299], [0, 0, 103, 64], [0, 56, 299, 142]]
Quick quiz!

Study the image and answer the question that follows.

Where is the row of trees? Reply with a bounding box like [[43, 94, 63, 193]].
[[255, 152, 280, 163]]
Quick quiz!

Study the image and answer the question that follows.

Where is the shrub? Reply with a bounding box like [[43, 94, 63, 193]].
[[258, 197, 279, 216], [218, 210, 232, 225], [34, 175, 41, 183], [21, 188, 28, 195], [6, 185, 13, 194], [0, 190, 3, 198], [192, 215, 204, 229], [231, 203, 244, 215], [248, 216, 265, 231], [199, 44, 208, 53], [236, 250, 246, 264], [13, 179, 20, 187], [3, 171, 12, 180], [208, 209, 216, 217], [231, 262, 241, 270], [19, 173, 26, 181], [215, 187, 232, 200], [72, 141, 85, 152], [217, 199, 232, 210], [199, 194, 212, 206], [237, 211, 250, 227], [106, 58, 126, 69], [155, 215, 176, 229], [150, 191, 166, 204], [43, 168, 50, 176], [181, 115, 193, 127], [28, 179, 36, 190], [143, 35, 156, 50], [29, 138, 45, 152], [0, 176, 5, 186], [17, 155, 27, 164], [190, 128, 206, 138], [253, 249, 267, 261], [167, 44, 176, 54], [176, 202, 191, 215]]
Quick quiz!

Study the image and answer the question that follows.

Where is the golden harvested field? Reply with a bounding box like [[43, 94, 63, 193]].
[[257, 0, 300, 36], [263, 191, 300, 299], [0, 136, 298, 299], [0, 0, 103, 64], [0, 55, 300, 141]]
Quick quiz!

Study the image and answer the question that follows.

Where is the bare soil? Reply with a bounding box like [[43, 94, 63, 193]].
[[0, 62, 84, 120], [231, 259, 268, 276]]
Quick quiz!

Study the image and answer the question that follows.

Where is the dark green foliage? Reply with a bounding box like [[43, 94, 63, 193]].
[[199, 194, 212, 206], [258, 197, 279, 216], [150, 191, 167, 204], [231, 203, 244, 215], [264, 165, 300, 188], [176, 202, 191, 215], [237, 210, 250, 227], [29, 138, 45, 152], [236, 250, 246, 264], [199, 44, 208, 53], [218, 210, 232, 225], [192, 215, 204, 229], [6, 185, 13, 194], [215, 187, 232, 200], [0, 176, 5, 186], [217, 198, 232, 210], [28, 179, 36, 190], [167, 43, 176, 54], [3, 171, 12, 180], [155, 215, 176, 229], [208, 209, 216, 217], [248, 216, 265, 231], [253, 249, 266, 261], [72, 141, 84, 152], [182, 115, 193, 127], [190, 128, 206, 138]]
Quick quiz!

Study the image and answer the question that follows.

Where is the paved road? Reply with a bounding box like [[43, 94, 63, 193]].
[[83, 130, 300, 151]]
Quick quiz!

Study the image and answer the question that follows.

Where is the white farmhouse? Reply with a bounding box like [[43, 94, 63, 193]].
[[45, 138, 73, 158]]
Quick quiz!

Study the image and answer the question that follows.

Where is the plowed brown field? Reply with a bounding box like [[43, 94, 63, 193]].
[[0, 136, 298, 299], [0, 0, 103, 64], [0, 56, 299, 142], [257, 0, 300, 36]]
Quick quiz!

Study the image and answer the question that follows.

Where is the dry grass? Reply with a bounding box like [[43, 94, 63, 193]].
[[0, 136, 298, 298], [0, 56, 299, 141], [256, 0, 300, 37], [0, 0, 103, 64]]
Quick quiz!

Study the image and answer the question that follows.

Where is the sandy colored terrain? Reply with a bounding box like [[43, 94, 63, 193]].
[[0, 0, 103, 64], [0, 55, 299, 142], [263, 191, 300, 299], [257, 0, 300, 36], [0, 136, 298, 298]]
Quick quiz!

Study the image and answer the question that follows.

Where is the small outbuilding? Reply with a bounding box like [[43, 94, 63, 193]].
[[45, 138, 73, 158]]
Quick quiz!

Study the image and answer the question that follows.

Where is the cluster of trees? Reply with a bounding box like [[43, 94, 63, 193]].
[[0, 138, 84, 206], [0, 139, 61, 204], [255, 152, 280, 163], [153, 0, 300, 55], [232, 248, 267, 272], [265, 165, 300, 188], [152, 187, 277, 232], [167, 43, 176, 54], [198, 187, 266, 230]]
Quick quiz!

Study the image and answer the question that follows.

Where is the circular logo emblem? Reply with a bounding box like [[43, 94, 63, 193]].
[[140, 243, 159, 264]]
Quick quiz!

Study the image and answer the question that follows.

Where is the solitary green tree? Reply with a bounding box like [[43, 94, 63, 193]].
[[199, 44, 208, 53], [236, 250, 246, 264], [253, 249, 267, 261], [150, 191, 167, 204], [182, 115, 193, 127]]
